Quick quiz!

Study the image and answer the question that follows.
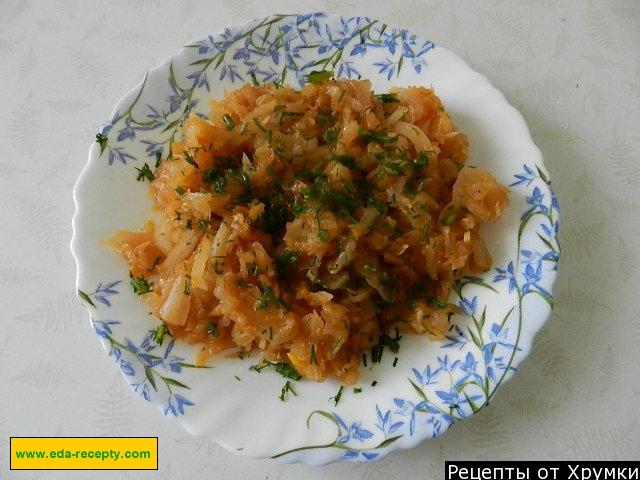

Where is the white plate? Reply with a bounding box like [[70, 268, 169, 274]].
[[72, 12, 560, 465]]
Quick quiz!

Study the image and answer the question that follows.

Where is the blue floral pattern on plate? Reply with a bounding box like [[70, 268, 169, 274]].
[[80, 281, 201, 417], [94, 13, 434, 167]]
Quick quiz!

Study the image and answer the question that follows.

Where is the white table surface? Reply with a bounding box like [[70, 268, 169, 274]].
[[2, 0, 639, 478]]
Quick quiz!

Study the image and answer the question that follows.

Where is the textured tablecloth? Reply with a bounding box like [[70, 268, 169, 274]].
[[1, 0, 639, 478]]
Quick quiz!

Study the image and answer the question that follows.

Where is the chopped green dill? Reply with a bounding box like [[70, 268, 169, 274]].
[[221, 113, 235, 130], [274, 362, 302, 380], [95, 132, 108, 153], [391, 328, 402, 349], [207, 322, 219, 336], [371, 380, 378, 387], [234, 191, 254, 205], [249, 263, 261, 277], [393, 357, 398, 367], [323, 126, 340, 145], [306, 69, 333, 84], [130, 276, 152, 295], [296, 165, 327, 182], [330, 385, 344, 406], [379, 272, 394, 287], [317, 111, 332, 124], [383, 159, 407, 176], [428, 297, 448, 309], [317, 228, 330, 242], [175, 186, 186, 195], [249, 361, 302, 380], [235, 375, 241, 381], [383, 220, 402, 237], [280, 111, 304, 124], [442, 213, 458, 226], [395, 147, 409, 160], [202, 168, 227, 193], [152, 323, 170, 345], [258, 192, 289, 235], [413, 150, 430, 168], [185, 218, 192, 229], [253, 117, 268, 133], [332, 155, 357, 169], [359, 127, 397, 144], [363, 264, 376, 273], [249, 362, 270, 373], [292, 196, 305, 217], [375, 93, 399, 103], [208, 173, 227, 194], [354, 387, 362, 393], [362, 354, 368, 367], [227, 168, 254, 201], [266, 165, 283, 188], [279, 380, 297, 401], [235, 278, 249, 287], [255, 283, 279, 310], [371, 343, 383, 363], [276, 249, 299, 278], [371, 331, 402, 363], [273, 144, 292, 162], [367, 196, 388, 214], [135, 163, 155, 182], [310, 344, 318, 365], [183, 150, 199, 169], [183, 275, 191, 295], [303, 178, 361, 218]]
